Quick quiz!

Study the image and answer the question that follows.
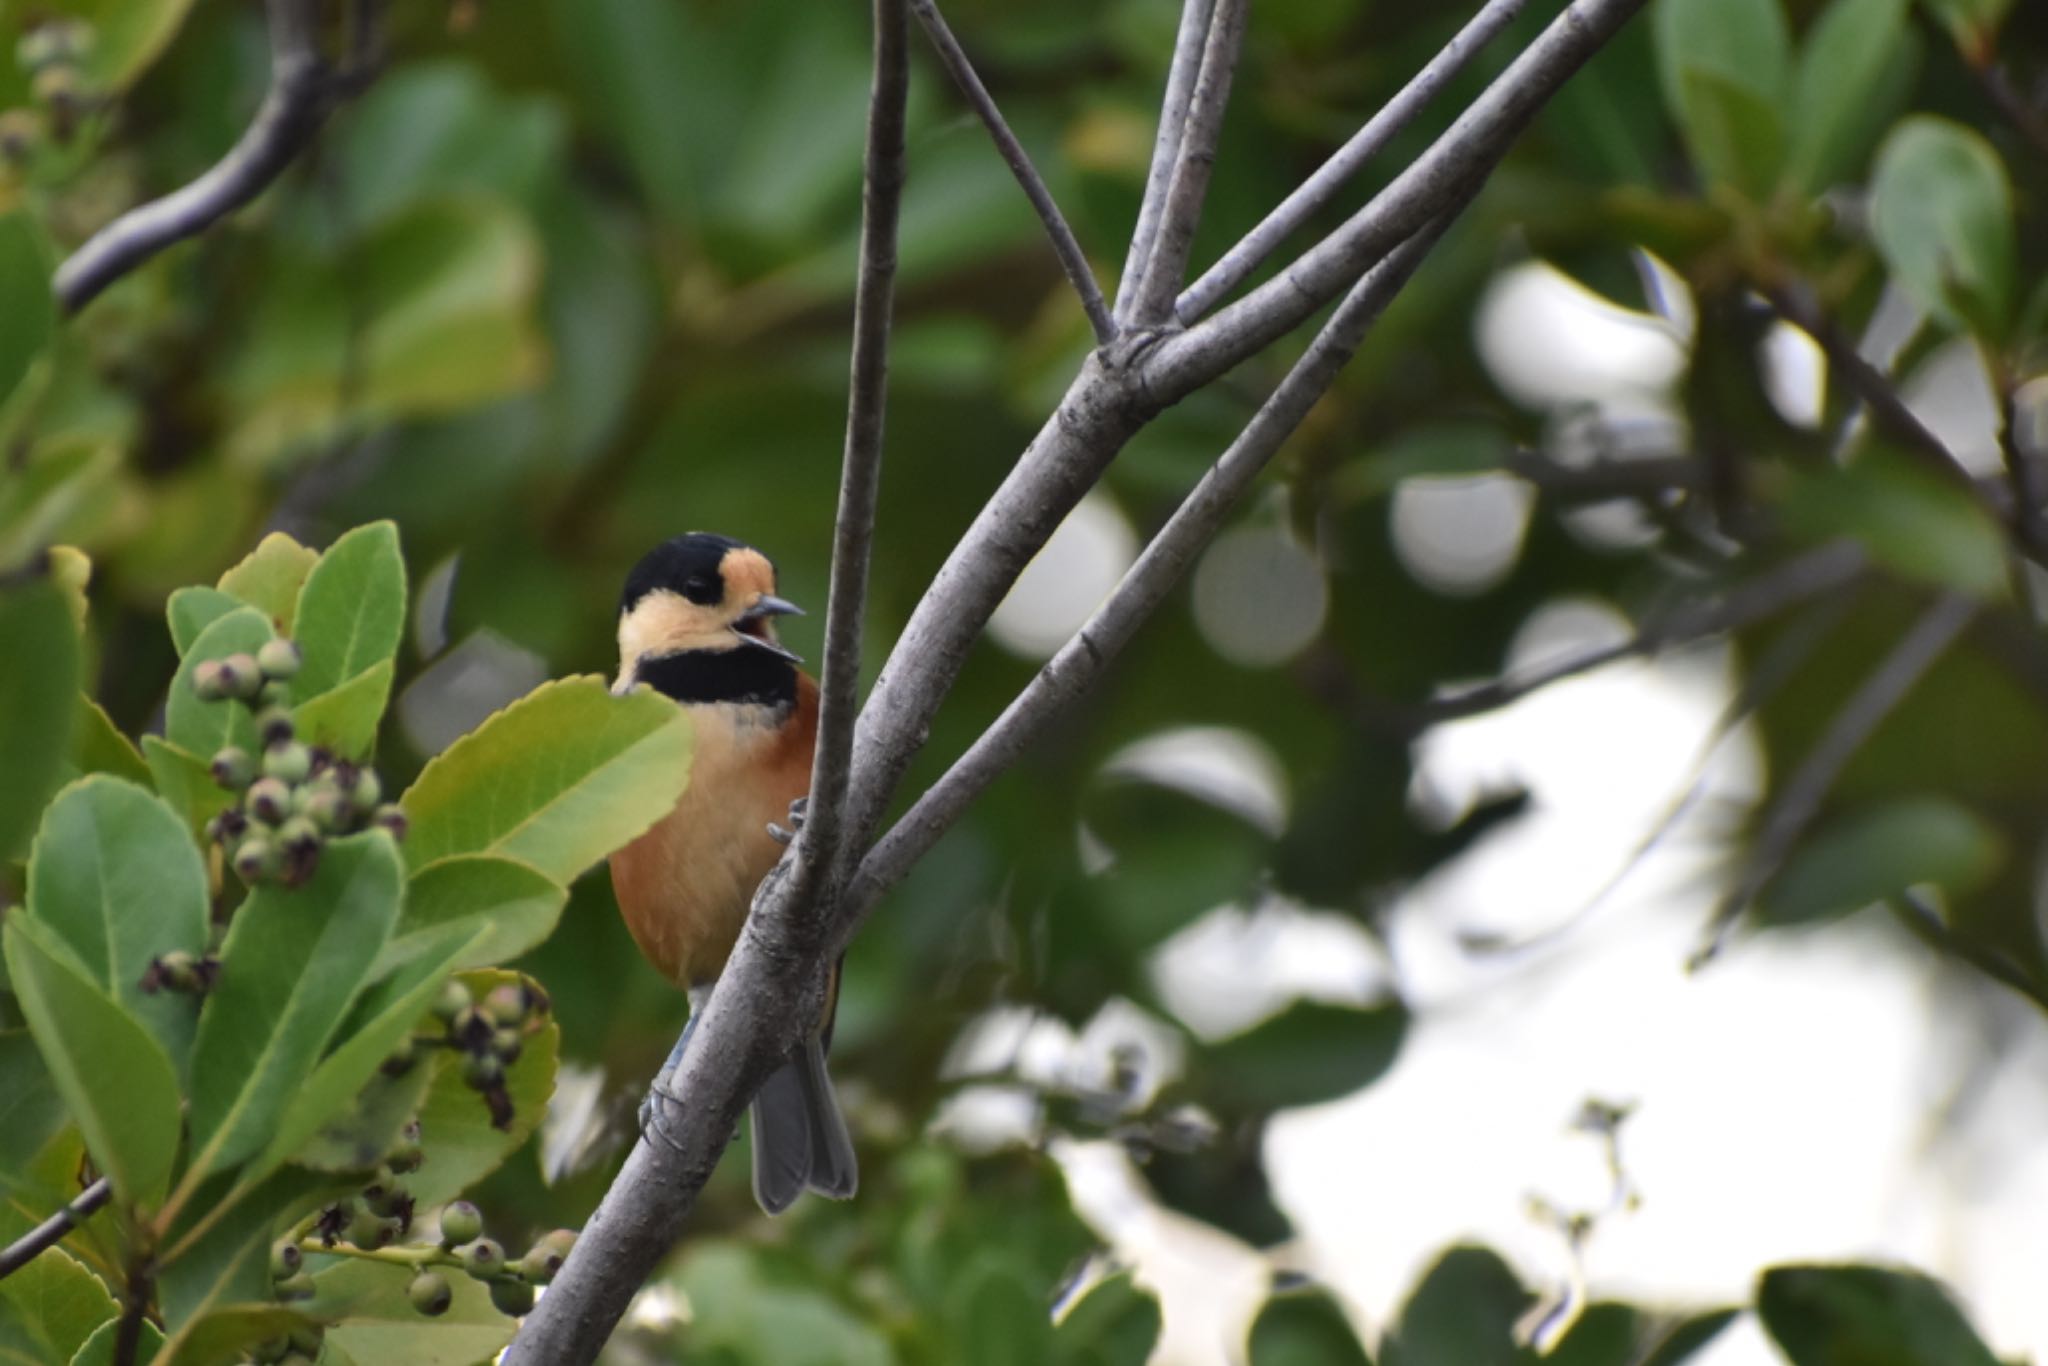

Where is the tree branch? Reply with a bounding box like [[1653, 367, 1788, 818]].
[[908, 0, 1115, 344], [53, 0, 373, 314], [1175, 0, 1530, 322], [1693, 590, 1978, 966], [1144, 0, 1652, 395], [1115, 0, 1216, 321], [0, 1176, 110, 1281], [1122, 0, 1249, 326], [846, 216, 1464, 917]]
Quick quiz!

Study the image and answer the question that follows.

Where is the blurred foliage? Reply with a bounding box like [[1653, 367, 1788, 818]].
[[0, 0, 2044, 1361]]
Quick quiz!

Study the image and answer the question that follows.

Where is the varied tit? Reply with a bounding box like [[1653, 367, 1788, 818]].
[[608, 532, 857, 1213]]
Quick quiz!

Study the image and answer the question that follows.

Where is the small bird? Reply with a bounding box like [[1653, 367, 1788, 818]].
[[608, 532, 857, 1213]]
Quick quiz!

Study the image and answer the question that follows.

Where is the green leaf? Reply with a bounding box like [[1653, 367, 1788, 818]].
[[0, 1244, 115, 1366], [216, 532, 320, 633], [403, 970, 558, 1207], [46, 0, 200, 92], [1762, 797, 2003, 924], [291, 1058, 435, 1175], [165, 588, 242, 656], [67, 698, 150, 787], [250, 923, 485, 1179], [1381, 1246, 1527, 1366], [0, 213, 55, 412], [309, 1259, 516, 1366], [68, 1315, 165, 1366], [947, 1255, 1055, 1366], [164, 606, 275, 760], [292, 521, 407, 702], [0, 579, 80, 866], [1674, 67, 1785, 197], [1870, 116, 2016, 338], [672, 1244, 895, 1366], [158, 1304, 311, 1366], [1757, 1264, 2001, 1365], [382, 856, 568, 975], [156, 1168, 338, 1340], [3, 917, 181, 1206], [1204, 1003, 1407, 1113], [401, 676, 693, 884], [139, 736, 234, 841], [0, 1030, 66, 1175], [1921, 0, 2014, 60], [1249, 1289, 1370, 1366], [26, 776, 211, 1070], [1785, 0, 1917, 193], [1776, 453, 2009, 598], [1652, 0, 1791, 195], [292, 658, 395, 761], [186, 833, 404, 1179], [1641, 1310, 1739, 1366], [1052, 1270, 1160, 1366]]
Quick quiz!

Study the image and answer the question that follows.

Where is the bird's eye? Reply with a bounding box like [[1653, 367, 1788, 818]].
[[682, 575, 719, 605]]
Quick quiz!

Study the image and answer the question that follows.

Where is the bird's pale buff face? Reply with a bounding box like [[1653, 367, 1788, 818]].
[[615, 547, 785, 691]]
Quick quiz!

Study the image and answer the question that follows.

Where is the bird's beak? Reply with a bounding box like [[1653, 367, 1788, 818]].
[[740, 594, 805, 622]]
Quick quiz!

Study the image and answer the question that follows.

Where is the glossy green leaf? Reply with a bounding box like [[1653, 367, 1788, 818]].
[[1652, 0, 1790, 195], [155, 1168, 338, 1340], [251, 923, 484, 1179], [1380, 1246, 1527, 1366], [382, 855, 568, 974], [186, 833, 404, 1178], [163, 606, 274, 760], [67, 698, 150, 787], [1250, 1289, 1370, 1366], [310, 1258, 516, 1366], [0, 213, 54, 412], [1052, 1269, 1160, 1366], [1786, 0, 1916, 193], [1641, 1310, 1739, 1366], [404, 970, 558, 1206], [2, 917, 181, 1206], [293, 658, 395, 760], [69, 1315, 165, 1366], [401, 675, 693, 884], [139, 736, 234, 840], [1205, 1002, 1407, 1114], [216, 532, 319, 632], [0, 579, 79, 865], [672, 1244, 894, 1366], [947, 1255, 1054, 1366], [43, 547, 88, 633], [291, 1057, 435, 1175], [165, 587, 241, 656], [1674, 67, 1785, 197], [1758, 1264, 2001, 1365], [26, 776, 210, 1068], [0, 1245, 114, 1366], [1870, 116, 2016, 338], [0, 1030, 65, 1175], [292, 522, 406, 702], [1776, 454, 2008, 598], [1762, 797, 2003, 924], [158, 1304, 311, 1366], [0, 442, 124, 574]]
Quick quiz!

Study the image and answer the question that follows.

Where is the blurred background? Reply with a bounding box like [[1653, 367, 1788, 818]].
[[4, 0, 2048, 1360]]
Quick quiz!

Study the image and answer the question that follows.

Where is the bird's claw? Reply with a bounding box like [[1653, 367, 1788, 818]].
[[639, 1080, 688, 1154], [766, 796, 809, 846]]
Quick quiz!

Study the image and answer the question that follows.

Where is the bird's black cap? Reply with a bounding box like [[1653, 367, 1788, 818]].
[[621, 533, 756, 612]]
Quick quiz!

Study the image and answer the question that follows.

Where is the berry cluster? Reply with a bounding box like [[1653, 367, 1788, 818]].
[[190, 636, 407, 888], [1, 18, 93, 158], [382, 978, 551, 1131]]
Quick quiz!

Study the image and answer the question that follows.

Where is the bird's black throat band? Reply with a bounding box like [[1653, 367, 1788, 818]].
[[637, 646, 797, 710]]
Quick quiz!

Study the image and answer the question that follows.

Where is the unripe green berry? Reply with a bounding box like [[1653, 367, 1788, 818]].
[[409, 1270, 453, 1317], [346, 1207, 395, 1249], [482, 984, 529, 1029], [431, 980, 471, 1023], [288, 1325, 323, 1357], [0, 108, 39, 161], [246, 777, 291, 824], [269, 1240, 302, 1280], [385, 1132, 424, 1172], [459, 1237, 504, 1278], [264, 742, 311, 783], [490, 1028, 523, 1065], [489, 1276, 535, 1316], [276, 815, 320, 851], [364, 1180, 409, 1218], [154, 949, 201, 992], [438, 1201, 483, 1247], [250, 1336, 290, 1365], [302, 787, 349, 832], [219, 653, 264, 700], [463, 1052, 503, 1088], [192, 660, 228, 701], [255, 705, 296, 749], [373, 803, 410, 841], [257, 638, 302, 681], [380, 1036, 417, 1079], [16, 20, 89, 71], [519, 1243, 564, 1284], [209, 745, 256, 791], [233, 838, 279, 884], [351, 769, 383, 813], [274, 1271, 316, 1301]]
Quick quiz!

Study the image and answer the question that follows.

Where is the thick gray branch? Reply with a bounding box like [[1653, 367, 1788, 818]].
[[1176, 0, 1530, 322], [1115, 0, 1216, 321], [1122, 0, 1248, 325], [909, 0, 1115, 344], [1145, 0, 1650, 394], [847, 218, 1463, 916], [53, 0, 365, 313]]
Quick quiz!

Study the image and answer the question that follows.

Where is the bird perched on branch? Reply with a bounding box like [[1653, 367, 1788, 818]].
[[608, 532, 857, 1213]]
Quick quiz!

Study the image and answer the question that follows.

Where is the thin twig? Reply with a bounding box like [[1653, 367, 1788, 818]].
[[1693, 590, 1979, 967], [1177, 0, 1530, 321], [848, 212, 1466, 916], [797, 0, 910, 901], [908, 0, 1115, 344], [113, 1256, 151, 1366], [1144, 0, 1653, 394], [1115, 0, 1217, 321], [53, 0, 369, 313], [1889, 889, 2048, 1016], [1999, 385, 2048, 561], [0, 1176, 111, 1281], [1123, 0, 1249, 326], [1974, 62, 2048, 161]]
